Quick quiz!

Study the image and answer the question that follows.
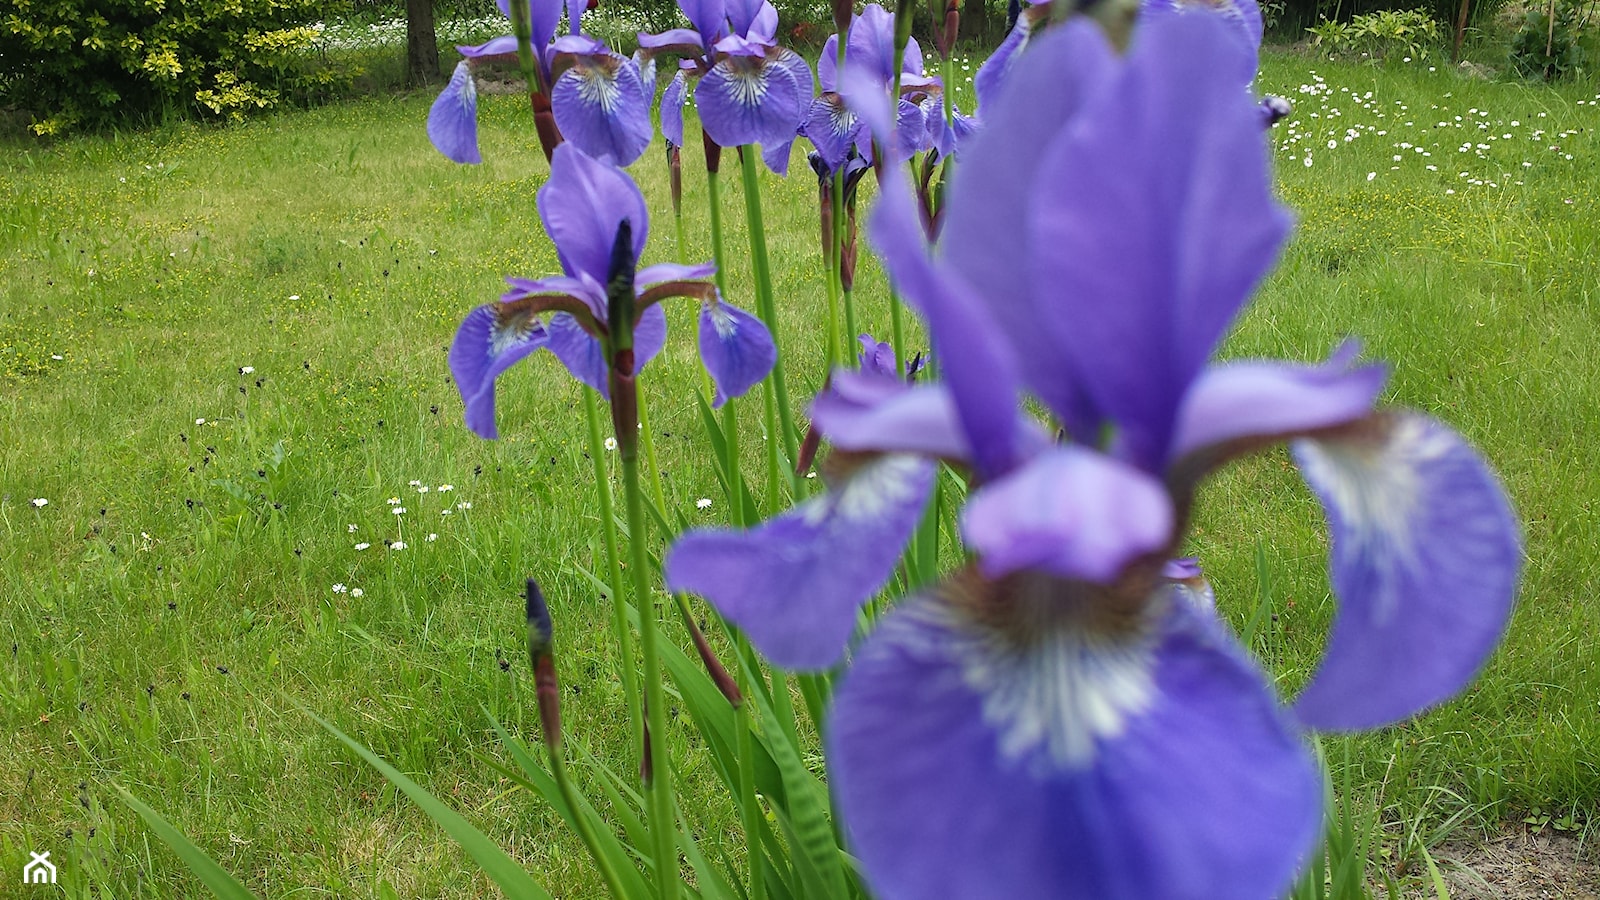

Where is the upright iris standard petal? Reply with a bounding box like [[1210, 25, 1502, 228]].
[[1026, 15, 1292, 470], [538, 144, 651, 283], [940, 22, 1116, 442], [962, 447, 1174, 582], [666, 455, 938, 669], [449, 299, 551, 438], [829, 587, 1322, 900], [681, 0, 731, 44], [661, 70, 689, 148], [698, 299, 777, 407], [696, 47, 811, 151], [552, 47, 653, 166], [428, 61, 482, 164], [869, 171, 1023, 478], [1289, 412, 1521, 730]]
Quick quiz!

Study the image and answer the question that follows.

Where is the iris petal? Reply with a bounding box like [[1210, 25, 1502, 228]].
[[800, 94, 863, 172], [1290, 412, 1522, 730], [696, 49, 810, 150], [973, 7, 1032, 110], [544, 303, 668, 396], [538, 144, 651, 283], [1168, 347, 1389, 473], [428, 61, 482, 165], [963, 447, 1174, 582], [551, 52, 653, 166], [810, 376, 974, 461], [661, 71, 688, 148], [868, 170, 1023, 478], [1140, 0, 1264, 79], [829, 587, 1321, 900], [940, 21, 1115, 442], [665, 454, 937, 669], [698, 299, 777, 407], [1026, 15, 1291, 470], [448, 300, 551, 438]]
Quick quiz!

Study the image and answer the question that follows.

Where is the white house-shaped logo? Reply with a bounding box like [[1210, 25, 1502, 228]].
[[23, 851, 56, 885]]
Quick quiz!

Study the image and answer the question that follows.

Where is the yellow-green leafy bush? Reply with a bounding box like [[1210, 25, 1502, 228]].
[[1, 0, 351, 133]]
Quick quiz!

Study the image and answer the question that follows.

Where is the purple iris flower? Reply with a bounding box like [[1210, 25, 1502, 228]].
[[639, 0, 813, 173], [668, 16, 1520, 899], [801, 3, 945, 171], [426, 0, 655, 166], [450, 144, 775, 437]]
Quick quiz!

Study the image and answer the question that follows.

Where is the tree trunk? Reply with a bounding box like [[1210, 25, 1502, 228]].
[[407, 0, 440, 86]]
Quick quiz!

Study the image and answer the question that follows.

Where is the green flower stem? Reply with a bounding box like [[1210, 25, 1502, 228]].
[[738, 147, 800, 479], [621, 445, 681, 900], [582, 389, 643, 768]]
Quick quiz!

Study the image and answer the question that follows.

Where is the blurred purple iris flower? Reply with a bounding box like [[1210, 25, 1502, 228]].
[[427, 0, 655, 166], [668, 15, 1520, 899], [640, 0, 813, 173], [449, 144, 775, 437]]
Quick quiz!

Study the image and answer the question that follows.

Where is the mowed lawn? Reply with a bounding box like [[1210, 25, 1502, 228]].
[[2, 47, 1598, 896]]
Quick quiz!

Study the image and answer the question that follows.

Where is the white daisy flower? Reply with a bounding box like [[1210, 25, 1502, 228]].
[[351, 587, 364, 598], [392, 507, 406, 515], [333, 583, 347, 593], [31, 498, 48, 508], [355, 542, 371, 550], [604, 437, 618, 451], [426, 533, 438, 542], [696, 498, 712, 509], [391, 541, 407, 550]]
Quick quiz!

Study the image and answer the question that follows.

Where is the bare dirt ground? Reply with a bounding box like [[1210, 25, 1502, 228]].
[[1419, 828, 1600, 899]]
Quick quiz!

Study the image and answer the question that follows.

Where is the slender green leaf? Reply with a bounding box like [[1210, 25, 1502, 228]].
[[310, 712, 554, 900], [748, 687, 849, 898], [113, 785, 260, 900]]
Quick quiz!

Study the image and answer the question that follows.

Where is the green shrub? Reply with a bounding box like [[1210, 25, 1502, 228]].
[[1307, 8, 1442, 59], [1509, 0, 1588, 79], [1, 0, 353, 134]]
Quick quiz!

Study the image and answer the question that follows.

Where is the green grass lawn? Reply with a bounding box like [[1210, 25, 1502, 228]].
[[1, 47, 1597, 897]]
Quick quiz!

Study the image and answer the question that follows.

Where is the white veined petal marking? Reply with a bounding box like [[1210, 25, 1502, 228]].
[[721, 61, 771, 109], [901, 598, 1160, 776], [1293, 415, 1445, 624], [707, 304, 739, 340], [800, 454, 927, 527], [577, 59, 624, 114], [490, 306, 542, 356]]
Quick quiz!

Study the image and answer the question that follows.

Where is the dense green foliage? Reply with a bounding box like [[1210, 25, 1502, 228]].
[[1, 0, 352, 133], [1509, 0, 1590, 79]]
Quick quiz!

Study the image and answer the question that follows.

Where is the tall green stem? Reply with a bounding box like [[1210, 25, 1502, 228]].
[[738, 148, 800, 480], [582, 389, 642, 767], [621, 447, 680, 900], [637, 391, 669, 513]]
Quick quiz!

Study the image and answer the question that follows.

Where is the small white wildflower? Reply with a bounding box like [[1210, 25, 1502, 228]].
[[392, 507, 406, 515], [408, 479, 422, 487], [240, 366, 255, 374], [696, 498, 713, 509], [806, 471, 817, 479], [438, 484, 453, 492], [1367, 172, 1376, 181], [417, 485, 429, 493], [333, 583, 347, 593], [458, 501, 472, 510], [31, 498, 49, 508], [391, 541, 407, 550], [1327, 139, 1337, 149], [351, 587, 364, 598], [604, 437, 618, 451], [387, 497, 401, 505], [426, 533, 438, 542], [51, 354, 63, 361], [355, 542, 371, 550], [441, 508, 453, 516], [289, 294, 301, 300], [1303, 156, 1314, 168], [195, 417, 206, 425]]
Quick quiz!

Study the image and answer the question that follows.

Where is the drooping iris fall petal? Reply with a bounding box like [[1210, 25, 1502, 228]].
[[829, 587, 1322, 900], [698, 299, 777, 407], [696, 47, 813, 154], [449, 297, 551, 438], [428, 61, 482, 164], [1290, 412, 1521, 730], [665, 454, 937, 669], [551, 41, 653, 165]]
